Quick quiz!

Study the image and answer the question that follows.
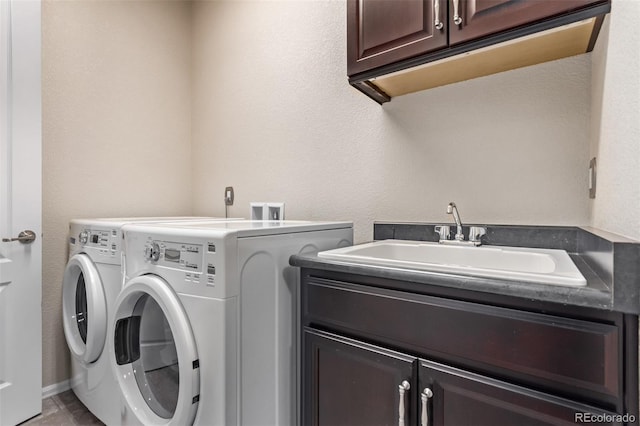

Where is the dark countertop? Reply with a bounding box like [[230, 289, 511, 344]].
[[290, 223, 640, 314], [290, 252, 613, 311]]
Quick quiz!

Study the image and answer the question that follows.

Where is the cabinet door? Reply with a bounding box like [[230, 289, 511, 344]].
[[347, 0, 448, 76], [419, 359, 621, 426], [303, 329, 415, 426], [450, 0, 605, 45]]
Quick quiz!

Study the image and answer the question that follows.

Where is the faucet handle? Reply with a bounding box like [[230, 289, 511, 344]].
[[469, 226, 486, 244], [434, 225, 450, 242]]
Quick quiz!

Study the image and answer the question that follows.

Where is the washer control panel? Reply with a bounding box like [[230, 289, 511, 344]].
[[76, 227, 119, 256]]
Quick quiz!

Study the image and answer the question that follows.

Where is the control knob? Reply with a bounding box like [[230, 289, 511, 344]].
[[79, 231, 89, 244], [144, 242, 161, 262]]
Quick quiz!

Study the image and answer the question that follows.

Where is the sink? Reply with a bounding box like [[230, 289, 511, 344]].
[[317, 240, 587, 287]]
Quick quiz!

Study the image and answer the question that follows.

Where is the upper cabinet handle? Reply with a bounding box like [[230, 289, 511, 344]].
[[421, 387, 434, 426], [434, 0, 444, 30], [453, 0, 463, 25], [398, 380, 410, 426]]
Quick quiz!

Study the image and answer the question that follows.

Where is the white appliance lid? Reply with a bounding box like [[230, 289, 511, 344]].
[[70, 217, 232, 228], [122, 220, 353, 238]]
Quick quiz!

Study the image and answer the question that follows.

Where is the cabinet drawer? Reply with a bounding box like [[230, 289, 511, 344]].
[[304, 278, 620, 401]]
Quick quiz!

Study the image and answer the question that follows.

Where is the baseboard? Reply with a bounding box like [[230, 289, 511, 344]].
[[42, 380, 70, 399]]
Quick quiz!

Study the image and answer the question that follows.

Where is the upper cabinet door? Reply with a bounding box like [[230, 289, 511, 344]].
[[347, 0, 448, 76], [450, 0, 606, 45]]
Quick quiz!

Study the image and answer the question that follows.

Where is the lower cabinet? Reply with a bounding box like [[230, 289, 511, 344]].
[[304, 329, 621, 426], [300, 271, 638, 426]]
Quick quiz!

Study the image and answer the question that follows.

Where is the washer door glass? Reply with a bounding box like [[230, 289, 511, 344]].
[[75, 273, 88, 343], [133, 294, 179, 418], [112, 275, 199, 426], [62, 254, 107, 363]]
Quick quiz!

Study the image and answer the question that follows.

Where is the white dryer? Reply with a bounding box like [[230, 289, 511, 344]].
[[61, 217, 234, 425], [110, 220, 353, 426]]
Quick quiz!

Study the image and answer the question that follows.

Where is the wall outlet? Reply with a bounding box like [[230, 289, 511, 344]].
[[224, 187, 234, 206], [250, 202, 285, 220]]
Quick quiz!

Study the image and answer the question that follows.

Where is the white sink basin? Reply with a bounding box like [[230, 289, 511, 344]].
[[318, 240, 587, 287]]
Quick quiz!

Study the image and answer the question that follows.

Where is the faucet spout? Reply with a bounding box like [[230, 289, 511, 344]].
[[447, 202, 464, 241]]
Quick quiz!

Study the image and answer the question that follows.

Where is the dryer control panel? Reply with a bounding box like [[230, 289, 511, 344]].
[[125, 229, 233, 299], [144, 240, 203, 273], [140, 237, 222, 291]]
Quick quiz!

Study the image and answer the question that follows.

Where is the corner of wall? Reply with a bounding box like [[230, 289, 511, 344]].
[[587, 14, 609, 224], [588, 3, 640, 241]]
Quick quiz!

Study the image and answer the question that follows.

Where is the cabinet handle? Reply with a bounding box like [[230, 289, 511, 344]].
[[434, 0, 443, 30], [398, 380, 410, 426], [421, 388, 433, 426], [452, 0, 463, 25]]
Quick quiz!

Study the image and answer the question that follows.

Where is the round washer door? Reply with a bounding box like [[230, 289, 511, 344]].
[[111, 275, 200, 426], [62, 253, 107, 363]]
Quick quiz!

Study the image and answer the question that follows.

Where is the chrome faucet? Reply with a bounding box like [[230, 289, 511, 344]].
[[434, 202, 486, 246], [447, 202, 464, 241]]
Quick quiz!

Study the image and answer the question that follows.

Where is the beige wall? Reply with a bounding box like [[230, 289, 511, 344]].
[[589, 2, 640, 240], [42, 0, 638, 389], [191, 0, 591, 245], [42, 0, 193, 386]]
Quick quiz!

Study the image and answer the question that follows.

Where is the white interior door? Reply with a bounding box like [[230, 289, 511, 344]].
[[0, 0, 42, 425]]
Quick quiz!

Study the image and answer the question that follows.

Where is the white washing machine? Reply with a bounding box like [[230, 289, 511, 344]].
[[61, 217, 235, 425], [110, 220, 353, 426]]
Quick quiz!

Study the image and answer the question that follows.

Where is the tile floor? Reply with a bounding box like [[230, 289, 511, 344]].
[[20, 390, 104, 426]]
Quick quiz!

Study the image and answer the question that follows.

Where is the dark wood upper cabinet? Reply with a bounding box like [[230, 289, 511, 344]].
[[451, 0, 607, 45], [347, 0, 447, 76], [347, 0, 611, 103]]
